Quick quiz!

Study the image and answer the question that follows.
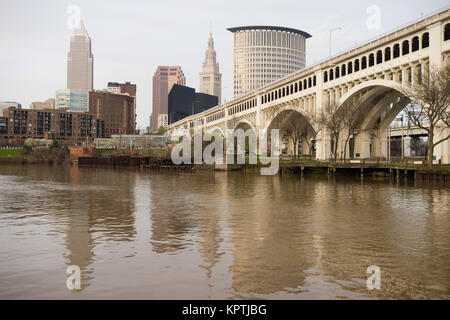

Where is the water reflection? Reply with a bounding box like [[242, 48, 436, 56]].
[[0, 165, 448, 299]]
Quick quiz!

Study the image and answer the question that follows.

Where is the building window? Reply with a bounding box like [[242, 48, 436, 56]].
[[324, 71, 328, 82], [376, 50, 383, 64], [412, 36, 419, 52], [422, 32, 430, 48], [341, 64, 346, 76], [361, 56, 367, 69], [402, 40, 409, 55], [385, 47, 391, 61], [368, 53, 374, 67], [330, 69, 334, 80], [335, 67, 340, 78], [445, 23, 450, 41], [348, 61, 353, 74], [393, 44, 400, 58]]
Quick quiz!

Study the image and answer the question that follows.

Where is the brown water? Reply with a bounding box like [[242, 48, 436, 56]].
[[0, 165, 449, 300]]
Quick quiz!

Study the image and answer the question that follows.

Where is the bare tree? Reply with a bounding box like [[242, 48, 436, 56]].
[[400, 64, 450, 166], [316, 103, 346, 163], [298, 124, 316, 157], [267, 108, 313, 158], [341, 100, 370, 160]]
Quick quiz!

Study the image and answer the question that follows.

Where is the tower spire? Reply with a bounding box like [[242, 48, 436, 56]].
[[199, 32, 222, 104]]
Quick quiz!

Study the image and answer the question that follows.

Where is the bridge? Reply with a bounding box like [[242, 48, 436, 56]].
[[167, 8, 450, 164]]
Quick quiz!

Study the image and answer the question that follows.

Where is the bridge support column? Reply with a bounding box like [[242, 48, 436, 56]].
[[434, 126, 450, 164], [373, 129, 386, 159], [356, 132, 372, 159], [316, 128, 330, 161], [302, 137, 312, 157], [403, 136, 411, 158], [287, 138, 295, 156], [380, 135, 388, 159]]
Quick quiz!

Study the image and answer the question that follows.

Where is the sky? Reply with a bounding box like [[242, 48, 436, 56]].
[[0, 0, 449, 131]]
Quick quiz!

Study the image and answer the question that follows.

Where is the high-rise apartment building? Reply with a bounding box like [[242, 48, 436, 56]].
[[199, 33, 222, 104], [67, 20, 94, 91], [150, 66, 185, 131], [227, 26, 311, 98], [1, 107, 99, 145]]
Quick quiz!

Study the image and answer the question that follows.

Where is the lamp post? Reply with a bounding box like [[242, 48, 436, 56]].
[[329, 27, 343, 57]]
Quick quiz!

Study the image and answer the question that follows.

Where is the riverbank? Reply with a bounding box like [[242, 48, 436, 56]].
[[73, 154, 450, 185], [2, 148, 449, 184], [0, 148, 70, 165]]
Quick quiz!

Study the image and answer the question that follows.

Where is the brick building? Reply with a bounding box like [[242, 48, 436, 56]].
[[1, 107, 102, 146], [89, 91, 136, 137]]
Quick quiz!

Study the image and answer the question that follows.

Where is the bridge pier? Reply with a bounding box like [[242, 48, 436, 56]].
[[434, 127, 450, 164], [316, 129, 331, 161], [355, 132, 373, 159]]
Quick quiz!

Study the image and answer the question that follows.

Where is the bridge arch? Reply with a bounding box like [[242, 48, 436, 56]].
[[264, 105, 317, 156], [338, 79, 408, 106], [263, 104, 316, 133], [335, 79, 421, 159], [232, 119, 257, 134], [205, 126, 225, 138]]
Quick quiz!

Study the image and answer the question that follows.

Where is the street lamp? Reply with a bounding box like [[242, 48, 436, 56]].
[[329, 27, 343, 57]]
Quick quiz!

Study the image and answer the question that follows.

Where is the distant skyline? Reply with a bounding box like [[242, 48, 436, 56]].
[[0, 0, 449, 130]]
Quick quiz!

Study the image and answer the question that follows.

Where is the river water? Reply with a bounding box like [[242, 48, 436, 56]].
[[0, 164, 449, 299]]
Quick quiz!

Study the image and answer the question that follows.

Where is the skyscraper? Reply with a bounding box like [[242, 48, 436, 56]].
[[150, 66, 185, 131], [67, 20, 94, 91], [228, 26, 311, 98], [199, 32, 222, 104]]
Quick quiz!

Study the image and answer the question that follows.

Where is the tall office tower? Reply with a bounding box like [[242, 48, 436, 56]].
[[199, 32, 222, 104], [150, 66, 185, 131], [67, 20, 94, 91], [227, 26, 311, 98]]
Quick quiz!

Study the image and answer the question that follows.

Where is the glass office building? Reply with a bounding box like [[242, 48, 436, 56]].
[[56, 89, 89, 112]]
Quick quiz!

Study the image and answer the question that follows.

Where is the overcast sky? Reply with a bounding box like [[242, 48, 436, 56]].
[[0, 0, 448, 130]]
